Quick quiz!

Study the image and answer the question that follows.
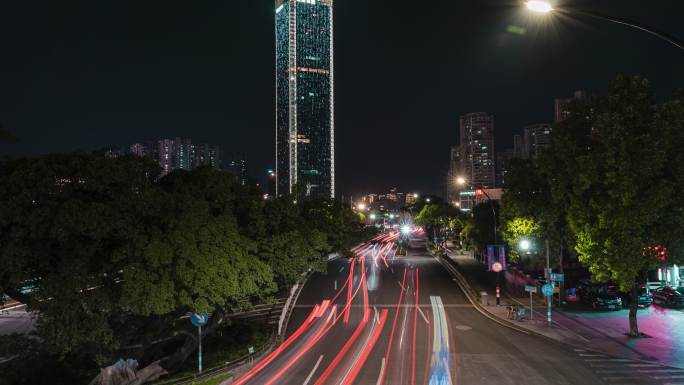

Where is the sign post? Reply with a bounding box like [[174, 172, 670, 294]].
[[191, 313, 209, 373], [524, 285, 537, 320], [551, 273, 565, 307], [248, 346, 255, 364], [541, 284, 554, 326]]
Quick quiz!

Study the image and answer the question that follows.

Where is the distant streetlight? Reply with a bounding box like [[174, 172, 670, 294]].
[[456, 176, 466, 186], [370, 214, 377, 220], [524, 1, 684, 51], [426, 198, 431, 203], [357, 203, 367, 211], [401, 225, 411, 235]]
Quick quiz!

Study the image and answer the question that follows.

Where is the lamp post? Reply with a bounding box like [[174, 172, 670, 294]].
[[524, 1, 684, 51], [457, 176, 501, 304]]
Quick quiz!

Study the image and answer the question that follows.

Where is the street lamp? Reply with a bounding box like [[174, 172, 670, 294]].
[[357, 203, 367, 211], [525, 1, 552, 14], [524, 1, 684, 51], [520, 239, 531, 251]]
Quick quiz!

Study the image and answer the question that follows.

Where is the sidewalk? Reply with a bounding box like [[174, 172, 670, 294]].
[[445, 248, 684, 369]]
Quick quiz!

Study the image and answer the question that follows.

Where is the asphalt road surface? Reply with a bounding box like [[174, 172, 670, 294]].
[[230, 231, 684, 385]]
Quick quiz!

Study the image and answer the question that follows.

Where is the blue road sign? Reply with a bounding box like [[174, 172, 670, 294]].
[[542, 284, 554, 297], [550, 273, 565, 283], [191, 313, 209, 327], [524, 285, 537, 293]]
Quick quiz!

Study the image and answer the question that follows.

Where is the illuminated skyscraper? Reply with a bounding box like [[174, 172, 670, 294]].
[[275, 0, 334, 199]]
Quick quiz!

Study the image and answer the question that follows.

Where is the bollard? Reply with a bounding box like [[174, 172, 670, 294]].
[[481, 292, 489, 306]]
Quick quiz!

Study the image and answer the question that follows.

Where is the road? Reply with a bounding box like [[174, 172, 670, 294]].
[[230, 231, 684, 385]]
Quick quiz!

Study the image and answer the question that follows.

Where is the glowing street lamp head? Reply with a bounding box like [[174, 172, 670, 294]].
[[401, 225, 411, 235], [520, 239, 531, 250], [526, 1, 553, 14], [357, 203, 367, 211], [456, 176, 466, 185], [413, 193, 419, 199]]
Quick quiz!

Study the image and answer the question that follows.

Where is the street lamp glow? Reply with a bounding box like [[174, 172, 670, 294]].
[[426, 198, 431, 203], [389, 214, 395, 219], [357, 203, 367, 211], [526, 1, 553, 14], [413, 193, 419, 199], [401, 225, 411, 235], [456, 176, 466, 185], [370, 214, 377, 220], [520, 239, 531, 250]]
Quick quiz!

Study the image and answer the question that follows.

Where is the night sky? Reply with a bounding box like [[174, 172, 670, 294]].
[[1, 0, 683, 198]]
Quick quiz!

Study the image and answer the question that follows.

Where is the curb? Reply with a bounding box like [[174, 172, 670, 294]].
[[434, 253, 531, 335], [278, 270, 312, 342], [439, 251, 684, 371]]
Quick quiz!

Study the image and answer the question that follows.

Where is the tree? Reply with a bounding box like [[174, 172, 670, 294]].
[[556, 76, 684, 336], [415, 203, 466, 244], [462, 201, 500, 253], [501, 216, 541, 263]]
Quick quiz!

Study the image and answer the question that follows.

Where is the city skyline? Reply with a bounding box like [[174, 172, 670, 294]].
[[1, 1, 683, 197]]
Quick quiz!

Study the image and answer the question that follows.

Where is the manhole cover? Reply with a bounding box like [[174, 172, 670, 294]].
[[453, 325, 472, 331]]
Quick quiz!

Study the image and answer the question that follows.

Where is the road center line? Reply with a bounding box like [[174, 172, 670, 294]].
[[302, 355, 324, 385]]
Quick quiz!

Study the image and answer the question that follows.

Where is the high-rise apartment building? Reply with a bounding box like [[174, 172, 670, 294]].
[[130, 138, 220, 177], [275, 0, 335, 199], [446, 145, 462, 205], [523, 123, 552, 159], [459, 112, 496, 189], [554, 90, 587, 122], [158, 139, 176, 176]]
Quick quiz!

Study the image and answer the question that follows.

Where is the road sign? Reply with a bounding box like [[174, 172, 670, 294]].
[[190, 312, 209, 374], [248, 346, 255, 354], [524, 285, 537, 293], [191, 313, 209, 327], [492, 262, 503, 273], [541, 284, 554, 297], [550, 273, 565, 283]]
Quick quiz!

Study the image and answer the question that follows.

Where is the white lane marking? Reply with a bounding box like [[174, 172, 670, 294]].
[[374, 306, 380, 324], [339, 266, 345, 273], [376, 357, 386, 385], [574, 348, 586, 352], [302, 355, 324, 385], [399, 298, 410, 349], [655, 376, 684, 380], [398, 281, 407, 292], [334, 280, 337, 290], [580, 354, 607, 357], [416, 305, 429, 324]]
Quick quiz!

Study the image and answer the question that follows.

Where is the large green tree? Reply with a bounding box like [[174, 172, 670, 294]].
[[0, 153, 371, 383], [554, 76, 684, 336]]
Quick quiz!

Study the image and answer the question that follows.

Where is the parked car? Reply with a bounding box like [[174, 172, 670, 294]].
[[576, 280, 623, 310], [651, 286, 684, 308], [620, 285, 653, 308]]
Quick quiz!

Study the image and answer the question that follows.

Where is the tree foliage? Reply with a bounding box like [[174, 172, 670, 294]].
[[500, 76, 684, 336], [0, 153, 370, 383]]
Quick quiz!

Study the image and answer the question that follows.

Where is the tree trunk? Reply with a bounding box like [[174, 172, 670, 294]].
[[90, 311, 226, 385], [628, 282, 640, 337]]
